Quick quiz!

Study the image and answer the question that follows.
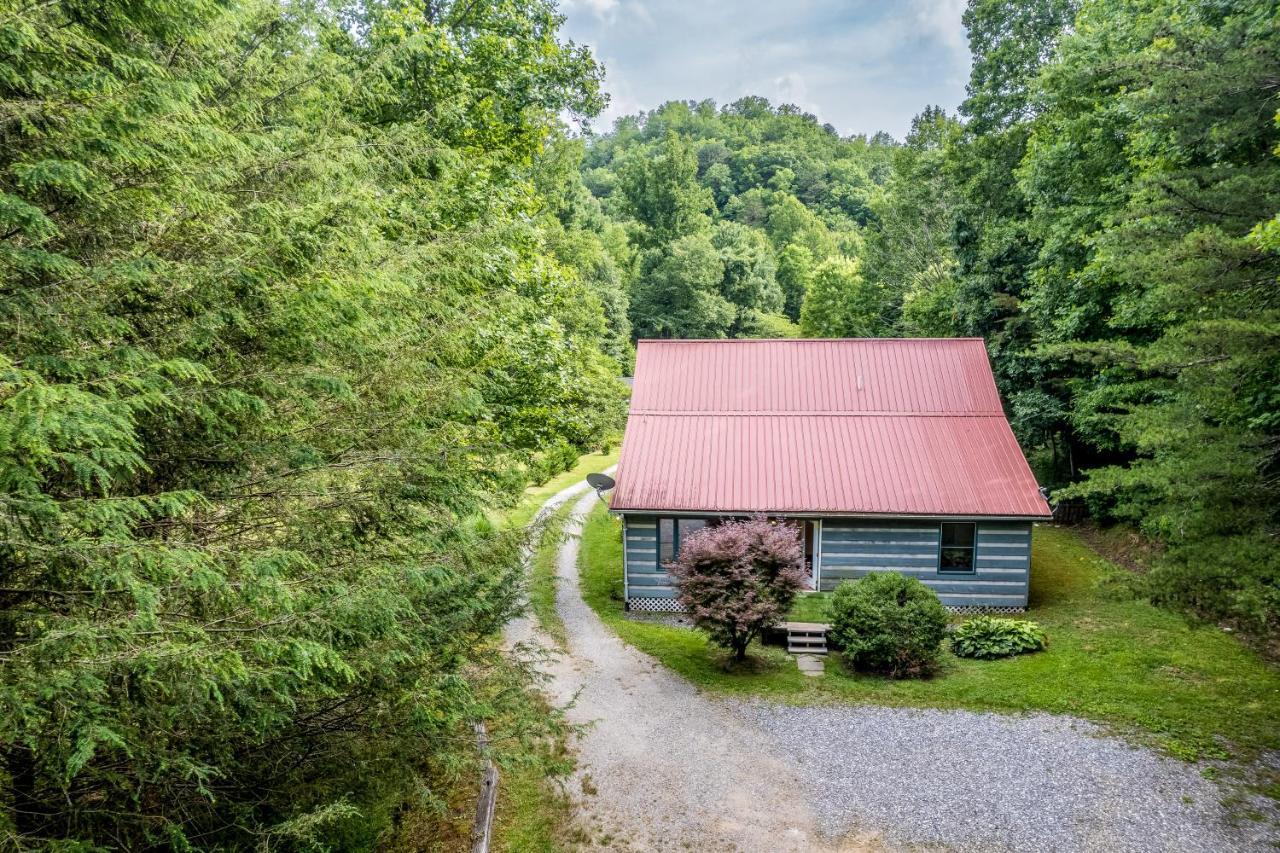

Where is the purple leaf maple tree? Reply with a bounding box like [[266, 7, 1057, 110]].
[[667, 517, 808, 662]]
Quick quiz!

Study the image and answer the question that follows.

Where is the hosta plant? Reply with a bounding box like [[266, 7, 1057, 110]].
[[951, 616, 1048, 660]]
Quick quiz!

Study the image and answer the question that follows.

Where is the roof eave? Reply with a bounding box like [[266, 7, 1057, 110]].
[[608, 505, 1054, 521]]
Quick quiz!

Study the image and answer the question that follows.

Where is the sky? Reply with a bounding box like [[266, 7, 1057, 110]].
[[558, 0, 973, 141]]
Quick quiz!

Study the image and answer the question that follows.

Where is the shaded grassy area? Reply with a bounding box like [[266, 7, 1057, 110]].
[[787, 591, 832, 623], [489, 693, 576, 853], [580, 504, 1280, 763], [527, 503, 572, 647], [382, 666, 574, 853], [490, 765, 572, 853]]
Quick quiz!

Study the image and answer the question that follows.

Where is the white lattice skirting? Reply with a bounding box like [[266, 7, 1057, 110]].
[[946, 605, 1027, 614], [627, 597, 686, 613]]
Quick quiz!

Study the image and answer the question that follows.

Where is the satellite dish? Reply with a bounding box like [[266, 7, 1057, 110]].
[[586, 472, 616, 492]]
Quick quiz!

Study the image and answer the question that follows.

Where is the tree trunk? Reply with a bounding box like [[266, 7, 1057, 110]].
[[6, 744, 41, 838], [1, 609, 41, 838]]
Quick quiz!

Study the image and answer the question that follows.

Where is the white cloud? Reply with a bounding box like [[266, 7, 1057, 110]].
[[561, 0, 652, 27], [558, 0, 973, 138], [562, 0, 619, 19], [774, 71, 807, 103], [764, 71, 824, 120], [906, 0, 969, 57], [593, 73, 646, 130]]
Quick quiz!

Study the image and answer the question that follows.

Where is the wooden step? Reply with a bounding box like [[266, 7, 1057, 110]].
[[784, 621, 829, 656]]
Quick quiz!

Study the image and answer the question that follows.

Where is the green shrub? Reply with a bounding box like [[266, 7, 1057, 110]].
[[951, 616, 1048, 659], [828, 574, 948, 678]]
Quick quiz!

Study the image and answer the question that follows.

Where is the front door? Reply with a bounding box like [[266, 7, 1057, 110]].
[[803, 521, 817, 590], [783, 519, 818, 590]]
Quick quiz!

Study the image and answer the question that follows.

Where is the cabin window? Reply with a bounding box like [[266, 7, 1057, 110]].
[[939, 522, 976, 573], [658, 519, 674, 562], [658, 518, 708, 564]]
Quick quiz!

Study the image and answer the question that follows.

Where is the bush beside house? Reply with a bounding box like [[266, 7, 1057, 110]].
[[951, 617, 1047, 660], [829, 574, 948, 678], [668, 517, 808, 662]]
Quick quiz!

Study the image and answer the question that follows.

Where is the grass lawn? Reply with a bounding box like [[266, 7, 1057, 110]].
[[580, 504, 1280, 765], [527, 503, 572, 647], [787, 591, 832, 623]]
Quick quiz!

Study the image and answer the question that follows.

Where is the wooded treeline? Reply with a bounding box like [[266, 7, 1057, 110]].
[[582, 0, 1279, 645], [0, 0, 625, 848]]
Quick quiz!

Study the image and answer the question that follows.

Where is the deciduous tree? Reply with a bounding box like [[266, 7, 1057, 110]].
[[776, 243, 815, 322], [799, 257, 888, 338], [618, 132, 714, 250], [668, 518, 808, 662]]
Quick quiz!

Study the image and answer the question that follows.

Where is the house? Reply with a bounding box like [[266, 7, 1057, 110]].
[[609, 338, 1052, 612]]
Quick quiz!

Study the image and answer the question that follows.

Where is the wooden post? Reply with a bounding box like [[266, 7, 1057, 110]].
[[470, 722, 499, 853]]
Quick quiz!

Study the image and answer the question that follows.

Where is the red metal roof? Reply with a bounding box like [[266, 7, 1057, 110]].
[[611, 339, 1051, 518]]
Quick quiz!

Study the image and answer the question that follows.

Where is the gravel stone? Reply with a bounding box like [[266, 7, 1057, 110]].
[[507, 480, 1279, 852], [732, 701, 1275, 852]]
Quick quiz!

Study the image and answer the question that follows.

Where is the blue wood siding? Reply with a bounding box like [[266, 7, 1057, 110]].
[[620, 514, 1032, 609], [819, 519, 1031, 607], [622, 516, 678, 600]]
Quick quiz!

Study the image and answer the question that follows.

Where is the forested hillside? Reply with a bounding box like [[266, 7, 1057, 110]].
[[0, 0, 625, 847], [577, 98, 897, 343], [946, 0, 1279, 644], [582, 0, 1279, 645]]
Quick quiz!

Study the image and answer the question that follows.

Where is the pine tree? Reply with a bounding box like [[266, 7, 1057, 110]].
[[0, 0, 624, 845]]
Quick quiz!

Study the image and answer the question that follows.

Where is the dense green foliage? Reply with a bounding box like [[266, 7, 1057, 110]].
[[951, 617, 1048, 660], [956, 0, 1280, 642], [828, 575, 949, 679], [584, 0, 1280, 645], [0, 0, 626, 847], [582, 98, 894, 338]]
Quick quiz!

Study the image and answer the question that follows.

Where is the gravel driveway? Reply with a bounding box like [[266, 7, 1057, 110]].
[[507, 480, 1275, 852]]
